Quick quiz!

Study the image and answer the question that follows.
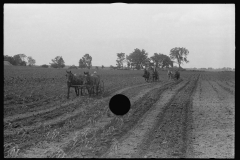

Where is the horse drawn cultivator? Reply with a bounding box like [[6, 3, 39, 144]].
[[143, 67, 180, 83], [142, 67, 160, 82], [66, 70, 104, 98], [70, 81, 105, 96]]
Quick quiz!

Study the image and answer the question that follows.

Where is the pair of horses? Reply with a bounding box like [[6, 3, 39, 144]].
[[167, 70, 180, 80], [66, 70, 101, 99], [143, 67, 159, 82]]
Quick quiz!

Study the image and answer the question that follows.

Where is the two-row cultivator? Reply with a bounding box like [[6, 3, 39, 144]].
[[66, 70, 105, 98], [70, 80, 105, 97]]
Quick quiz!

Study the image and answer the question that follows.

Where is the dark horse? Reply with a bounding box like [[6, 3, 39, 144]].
[[168, 70, 180, 81], [66, 70, 85, 99], [83, 71, 101, 96], [142, 68, 150, 82], [175, 70, 180, 80], [143, 67, 159, 82], [152, 67, 159, 81]]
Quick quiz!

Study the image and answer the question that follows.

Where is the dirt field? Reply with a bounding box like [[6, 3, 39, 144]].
[[4, 66, 235, 158]]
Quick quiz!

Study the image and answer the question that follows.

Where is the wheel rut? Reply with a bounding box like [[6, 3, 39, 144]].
[[103, 78, 191, 158], [135, 74, 199, 158]]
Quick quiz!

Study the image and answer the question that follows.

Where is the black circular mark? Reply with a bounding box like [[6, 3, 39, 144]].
[[109, 94, 131, 116]]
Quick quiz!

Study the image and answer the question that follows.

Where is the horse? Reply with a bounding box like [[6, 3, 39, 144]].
[[167, 70, 173, 80], [167, 70, 180, 81], [152, 67, 159, 81], [175, 70, 180, 80], [66, 70, 86, 99], [142, 68, 150, 82], [83, 71, 101, 96], [148, 66, 155, 82]]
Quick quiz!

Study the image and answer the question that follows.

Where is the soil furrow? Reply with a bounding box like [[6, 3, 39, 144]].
[[4, 96, 65, 117], [103, 79, 190, 158], [19, 80, 180, 158], [5, 70, 234, 158], [136, 74, 199, 158], [223, 81, 235, 88], [5, 82, 159, 131], [186, 78, 234, 158], [64, 80, 182, 158], [4, 81, 170, 136], [4, 82, 155, 123], [215, 81, 234, 95]]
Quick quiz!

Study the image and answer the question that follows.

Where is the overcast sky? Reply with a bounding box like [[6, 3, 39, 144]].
[[4, 4, 235, 68]]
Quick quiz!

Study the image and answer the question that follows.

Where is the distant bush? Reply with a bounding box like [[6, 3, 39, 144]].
[[41, 64, 49, 68], [68, 65, 78, 69]]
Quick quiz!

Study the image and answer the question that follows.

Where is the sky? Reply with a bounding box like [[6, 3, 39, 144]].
[[4, 4, 235, 68]]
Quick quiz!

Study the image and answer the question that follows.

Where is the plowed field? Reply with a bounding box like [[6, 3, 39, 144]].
[[4, 66, 235, 158]]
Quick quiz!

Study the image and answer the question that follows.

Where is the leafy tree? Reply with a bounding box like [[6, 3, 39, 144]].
[[150, 53, 165, 68], [79, 54, 92, 69], [14, 54, 28, 66], [170, 47, 189, 68], [20, 61, 27, 66], [151, 53, 174, 68], [127, 48, 148, 70], [126, 55, 133, 69], [50, 56, 65, 68], [79, 59, 86, 68], [4, 54, 28, 66], [84, 54, 92, 69], [4, 55, 16, 65], [143, 57, 152, 68], [162, 55, 174, 68], [116, 53, 125, 69], [116, 60, 121, 68], [27, 56, 36, 66], [18, 53, 27, 62], [13, 54, 23, 65], [127, 61, 131, 68]]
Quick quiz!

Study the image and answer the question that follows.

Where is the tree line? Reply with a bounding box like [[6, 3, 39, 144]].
[[114, 47, 189, 70], [3, 53, 93, 69], [4, 47, 189, 69], [4, 54, 36, 66]]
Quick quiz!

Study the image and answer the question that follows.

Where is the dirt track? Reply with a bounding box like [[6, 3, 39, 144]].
[[103, 76, 192, 158], [4, 72, 234, 158]]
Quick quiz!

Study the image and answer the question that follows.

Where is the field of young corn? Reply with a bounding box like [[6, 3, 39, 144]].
[[4, 66, 234, 158]]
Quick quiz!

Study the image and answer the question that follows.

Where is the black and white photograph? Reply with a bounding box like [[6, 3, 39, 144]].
[[4, 3, 234, 158]]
